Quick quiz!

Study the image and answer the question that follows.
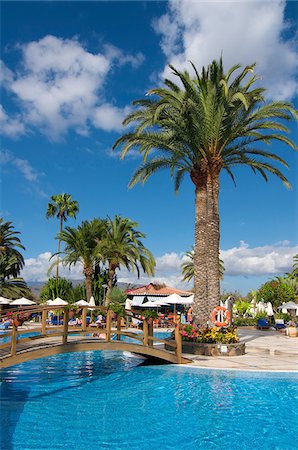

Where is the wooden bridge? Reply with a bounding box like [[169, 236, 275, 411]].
[[0, 305, 190, 368]]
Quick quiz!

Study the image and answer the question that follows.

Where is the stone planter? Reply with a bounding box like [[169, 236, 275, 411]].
[[286, 327, 297, 338], [165, 339, 245, 356]]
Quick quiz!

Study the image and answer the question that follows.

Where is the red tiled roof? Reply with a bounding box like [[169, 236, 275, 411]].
[[126, 283, 192, 296]]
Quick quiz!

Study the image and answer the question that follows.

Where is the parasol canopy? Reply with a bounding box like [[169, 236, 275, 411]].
[[48, 298, 68, 306], [10, 297, 36, 306]]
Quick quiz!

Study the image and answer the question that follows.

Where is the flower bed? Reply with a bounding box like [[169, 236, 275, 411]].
[[165, 324, 245, 356], [5, 311, 30, 327]]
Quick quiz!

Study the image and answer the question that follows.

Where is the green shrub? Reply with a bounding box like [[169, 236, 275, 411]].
[[109, 287, 127, 304], [234, 300, 251, 317], [109, 303, 125, 317], [40, 277, 74, 302], [274, 311, 291, 322], [255, 312, 267, 320], [142, 310, 158, 320], [233, 318, 257, 326]]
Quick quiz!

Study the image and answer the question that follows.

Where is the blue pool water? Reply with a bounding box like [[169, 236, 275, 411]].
[[0, 351, 297, 450]]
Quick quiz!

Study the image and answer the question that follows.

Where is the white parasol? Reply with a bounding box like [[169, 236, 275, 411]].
[[75, 300, 90, 307], [49, 298, 68, 306], [89, 296, 96, 307], [0, 296, 12, 305], [266, 302, 274, 317], [10, 297, 36, 306]]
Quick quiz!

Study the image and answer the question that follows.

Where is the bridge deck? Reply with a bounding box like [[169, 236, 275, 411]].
[[0, 334, 190, 368]]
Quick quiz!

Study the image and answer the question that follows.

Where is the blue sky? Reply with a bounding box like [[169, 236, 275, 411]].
[[1, 1, 297, 293]]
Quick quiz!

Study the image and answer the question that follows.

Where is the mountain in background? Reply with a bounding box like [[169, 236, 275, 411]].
[[27, 280, 142, 297]]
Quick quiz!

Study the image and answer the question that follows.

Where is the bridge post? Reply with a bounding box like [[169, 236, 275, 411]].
[[63, 309, 69, 345], [143, 318, 148, 346], [148, 318, 153, 348], [82, 307, 87, 332], [116, 315, 121, 341], [41, 308, 47, 336], [175, 316, 182, 364], [11, 324, 17, 356], [106, 310, 112, 342]]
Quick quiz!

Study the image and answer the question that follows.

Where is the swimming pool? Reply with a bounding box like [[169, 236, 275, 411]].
[[1, 351, 297, 449]]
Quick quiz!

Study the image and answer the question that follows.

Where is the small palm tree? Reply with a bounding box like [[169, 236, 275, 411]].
[[96, 215, 155, 306], [291, 254, 298, 277], [55, 219, 104, 301], [181, 248, 225, 282], [0, 218, 30, 298], [114, 59, 297, 324], [0, 218, 25, 255], [46, 194, 79, 281]]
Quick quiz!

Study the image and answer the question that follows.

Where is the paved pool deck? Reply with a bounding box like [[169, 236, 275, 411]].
[[186, 328, 298, 372]]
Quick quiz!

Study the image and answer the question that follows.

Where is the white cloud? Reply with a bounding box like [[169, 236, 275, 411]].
[[21, 242, 298, 289], [1, 35, 143, 139], [221, 240, 298, 276], [114, 241, 298, 287], [93, 103, 131, 132], [0, 149, 47, 196], [21, 252, 84, 282], [154, 0, 297, 100], [0, 105, 25, 138], [103, 44, 145, 68]]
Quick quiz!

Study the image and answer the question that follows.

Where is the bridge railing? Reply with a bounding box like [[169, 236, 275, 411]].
[[0, 305, 182, 363]]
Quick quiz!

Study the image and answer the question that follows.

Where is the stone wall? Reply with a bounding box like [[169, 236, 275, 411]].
[[165, 340, 245, 356]]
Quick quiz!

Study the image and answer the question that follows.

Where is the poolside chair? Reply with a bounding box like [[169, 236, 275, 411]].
[[131, 318, 142, 329], [0, 321, 10, 330], [257, 318, 270, 330], [274, 319, 286, 330]]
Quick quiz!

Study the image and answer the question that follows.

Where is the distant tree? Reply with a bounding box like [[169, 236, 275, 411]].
[[257, 280, 295, 309], [282, 277, 298, 296], [97, 215, 155, 306], [46, 194, 79, 281], [109, 287, 127, 304], [286, 254, 298, 279], [0, 218, 30, 298], [56, 219, 104, 301], [40, 277, 75, 302], [181, 248, 225, 282], [73, 270, 116, 305]]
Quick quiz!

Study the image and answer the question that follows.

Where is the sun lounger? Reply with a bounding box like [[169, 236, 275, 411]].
[[0, 321, 10, 330], [274, 319, 286, 330], [257, 318, 270, 330]]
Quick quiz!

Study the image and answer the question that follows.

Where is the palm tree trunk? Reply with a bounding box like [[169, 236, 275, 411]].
[[56, 215, 63, 292], [105, 265, 115, 307], [84, 266, 94, 302], [193, 184, 209, 325], [206, 174, 220, 314]]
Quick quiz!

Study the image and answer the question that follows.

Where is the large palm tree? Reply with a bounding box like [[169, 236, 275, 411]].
[[55, 219, 104, 301], [114, 59, 297, 325], [181, 248, 225, 283], [96, 215, 155, 306], [46, 194, 79, 281]]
